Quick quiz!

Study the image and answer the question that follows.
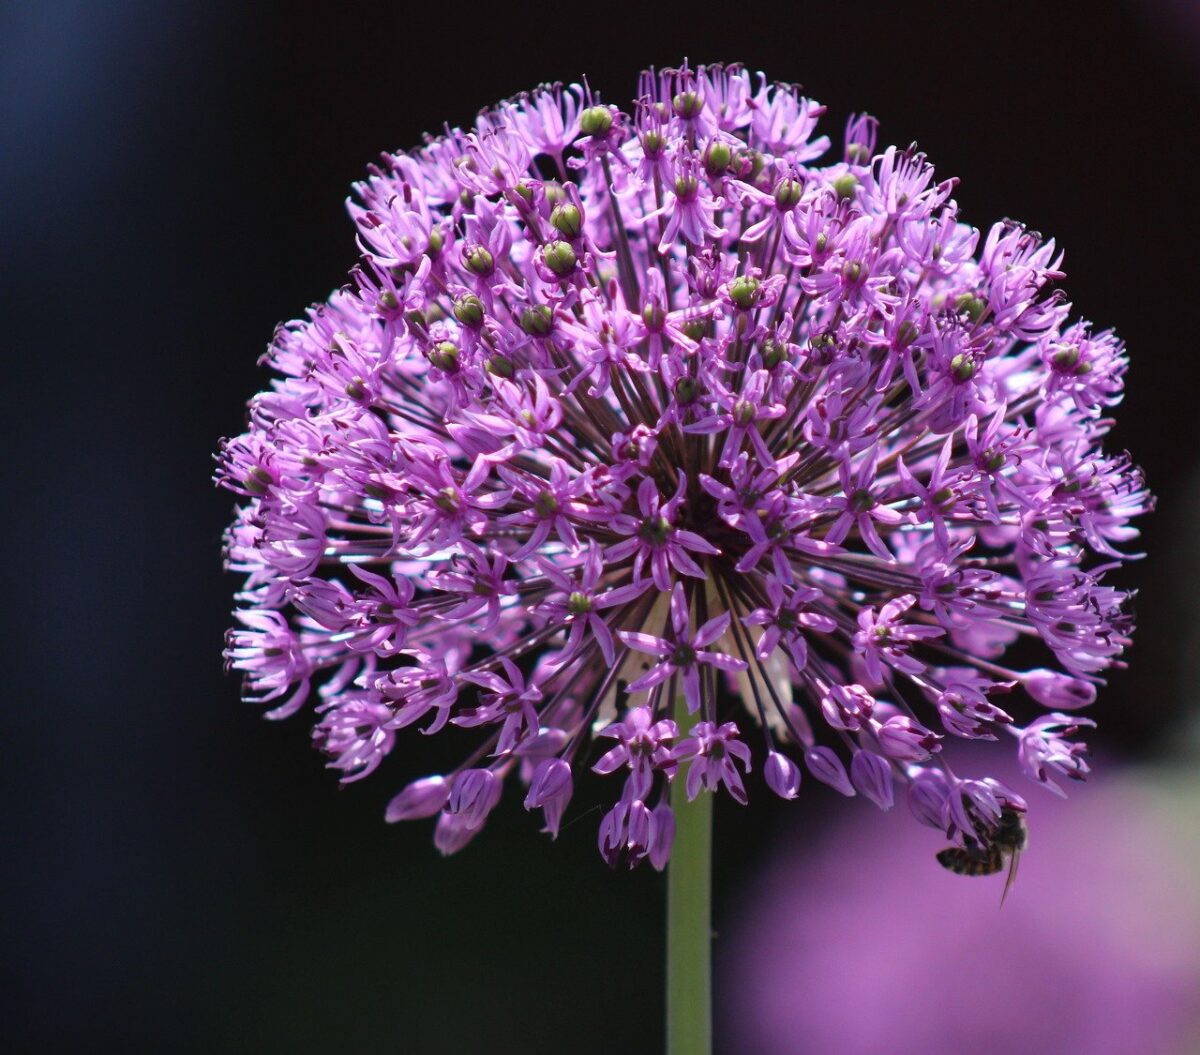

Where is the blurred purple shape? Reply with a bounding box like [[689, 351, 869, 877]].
[[723, 765, 1200, 1055]]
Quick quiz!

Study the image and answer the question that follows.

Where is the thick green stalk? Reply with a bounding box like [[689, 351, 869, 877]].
[[667, 695, 712, 1055]]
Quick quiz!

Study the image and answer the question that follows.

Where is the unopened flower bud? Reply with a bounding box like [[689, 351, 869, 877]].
[[543, 240, 578, 277], [875, 715, 942, 762], [433, 812, 482, 856], [773, 177, 803, 209], [673, 376, 701, 406], [950, 353, 976, 382], [762, 338, 787, 369], [579, 105, 613, 137], [680, 319, 708, 342], [428, 341, 459, 373], [703, 138, 732, 177], [447, 768, 502, 829], [453, 294, 485, 328], [831, 172, 859, 200], [728, 275, 761, 310], [385, 775, 449, 822], [524, 758, 573, 838], [641, 129, 665, 156], [648, 803, 675, 871], [764, 751, 801, 799], [954, 292, 986, 322], [520, 304, 554, 335], [1024, 669, 1097, 710], [550, 202, 583, 238], [673, 90, 704, 119], [804, 746, 855, 797], [906, 766, 952, 829], [845, 141, 871, 164], [463, 244, 494, 276], [642, 301, 666, 332], [484, 354, 514, 378], [850, 749, 894, 810]]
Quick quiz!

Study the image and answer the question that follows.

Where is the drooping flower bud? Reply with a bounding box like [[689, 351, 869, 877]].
[[524, 758, 573, 838], [850, 750, 894, 810], [385, 775, 450, 822], [1023, 669, 1097, 710], [764, 751, 801, 799]]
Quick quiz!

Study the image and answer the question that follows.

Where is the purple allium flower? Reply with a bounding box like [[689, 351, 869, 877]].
[[217, 63, 1150, 868]]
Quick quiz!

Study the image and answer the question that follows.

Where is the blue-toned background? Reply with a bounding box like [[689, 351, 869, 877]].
[[4, 1, 1198, 1051]]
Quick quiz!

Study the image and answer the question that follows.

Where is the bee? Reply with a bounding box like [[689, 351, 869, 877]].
[[936, 806, 1028, 904]]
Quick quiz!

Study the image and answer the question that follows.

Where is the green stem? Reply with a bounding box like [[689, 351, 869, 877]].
[[667, 695, 712, 1055]]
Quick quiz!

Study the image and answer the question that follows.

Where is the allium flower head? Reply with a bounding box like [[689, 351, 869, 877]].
[[217, 64, 1150, 869]]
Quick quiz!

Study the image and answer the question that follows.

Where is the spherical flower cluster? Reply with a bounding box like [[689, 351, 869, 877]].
[[217, 64, 1150, 869]]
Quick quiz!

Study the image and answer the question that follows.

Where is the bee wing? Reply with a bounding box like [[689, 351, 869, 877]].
[[1000, 849, 1021, 906]]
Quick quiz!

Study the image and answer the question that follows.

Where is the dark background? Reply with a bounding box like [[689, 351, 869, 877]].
[[4, 1, 1198, 1051]]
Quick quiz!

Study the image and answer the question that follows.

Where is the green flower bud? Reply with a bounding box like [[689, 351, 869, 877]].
[[734, 148, 765, 180], [484, 354, 514, 379], [514, 182, 534, 203], [950, 353, 976, 382], [543, 181, 566, 205], [850, 488, 876, 513], [846, 142, 871, 165], [728, 275, 762, 310], [673, 376, 701, 405], [831, 172, 859, 200], [642, 302, 665, 332], [428, 341, 459, 373], [426, 228, 444, 255], [762, 338, 787, 369], [1050, 345, 1081, 372], [579, 106, 613, 137], [567, 591, 593, 615], [773, 177, 803, 209], [896, 320, 920, 346], [464, 244, 494, 276], [954, 292, 986, 323], [842, 260, 862, 283], [674, 173, 699, 200], [733, 399, 756, 426], [641, 130, 665, 157], [703, 139, 732, 177], [980, 447, 1005, 472], [244, 466, 273, 495], [681, 319, 709, 342], [344, 376, 369, 401], [453, 294, 485, 328], [543, 240, 578, 277], [520, 305, 554, 336], [378, 290, 399, 312], [672, 90, 704, 119], [550, 203, 583, 238], [434, 487, 461, 514], [533, 490, 560, 518]]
